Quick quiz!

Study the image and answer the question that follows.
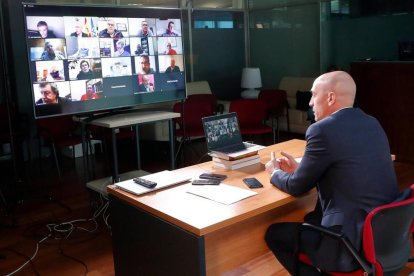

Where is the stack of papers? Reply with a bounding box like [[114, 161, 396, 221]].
[[187, 184, 257, 205]]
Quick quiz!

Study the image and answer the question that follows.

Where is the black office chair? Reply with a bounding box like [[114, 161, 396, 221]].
[[296, 184, 414, 276]]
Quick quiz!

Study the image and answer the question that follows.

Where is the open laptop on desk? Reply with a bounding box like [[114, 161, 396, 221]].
[[202, 112, 265, 160]]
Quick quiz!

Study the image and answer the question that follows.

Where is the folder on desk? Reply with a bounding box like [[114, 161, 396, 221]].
[[114, 170, 191, 196]]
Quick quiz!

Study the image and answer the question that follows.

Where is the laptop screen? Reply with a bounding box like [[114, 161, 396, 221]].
[[202, 112, 244, 151]]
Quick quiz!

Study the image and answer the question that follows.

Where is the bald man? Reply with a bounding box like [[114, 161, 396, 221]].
[[264, 71, 399, 274]]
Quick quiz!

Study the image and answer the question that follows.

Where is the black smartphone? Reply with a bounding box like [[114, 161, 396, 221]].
[[199, 173, 227, 181], [243, 177, 263, 189]]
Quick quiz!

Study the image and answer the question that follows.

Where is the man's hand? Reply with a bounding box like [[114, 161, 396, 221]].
[[278, 151, 298, 173], [265, 151, 280, 175]]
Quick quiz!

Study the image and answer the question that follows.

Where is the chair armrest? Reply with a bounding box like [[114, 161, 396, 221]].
[[300, 223, 373, 274]]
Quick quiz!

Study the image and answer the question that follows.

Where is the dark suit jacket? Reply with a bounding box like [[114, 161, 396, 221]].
[[271, 107, 399, 268]]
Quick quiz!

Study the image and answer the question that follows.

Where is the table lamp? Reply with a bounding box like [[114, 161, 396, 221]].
[[240, 67, 262, 99]]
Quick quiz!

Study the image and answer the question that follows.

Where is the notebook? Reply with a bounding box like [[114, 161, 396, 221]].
[[114, 170, 191, 196], [202, 112, 265, 160]]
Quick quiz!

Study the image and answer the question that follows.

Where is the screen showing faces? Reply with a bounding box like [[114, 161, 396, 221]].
[[23, 4, 186, 118]]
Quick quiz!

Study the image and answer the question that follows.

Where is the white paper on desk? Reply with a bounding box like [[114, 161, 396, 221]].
[[114, 170, 191, 196], [186, 184, 257, 205]]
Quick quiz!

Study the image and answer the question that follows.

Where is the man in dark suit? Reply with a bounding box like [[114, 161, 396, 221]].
[[264, 71, 399, 274]]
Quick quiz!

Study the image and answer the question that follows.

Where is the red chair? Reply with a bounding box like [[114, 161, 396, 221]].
[[258, 89, 290, 143], [297, 184, 414, 276], [173, 94, 216, 163], [36, 115, 85, 179], [229, 99, 273, 143]]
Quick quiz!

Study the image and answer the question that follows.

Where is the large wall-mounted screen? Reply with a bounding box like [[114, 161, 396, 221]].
[[22, 3, 186, 118]]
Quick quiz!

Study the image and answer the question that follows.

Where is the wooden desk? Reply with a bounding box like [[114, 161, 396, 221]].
[[86, 110, 180, 182], [108, 139, 316, 275]]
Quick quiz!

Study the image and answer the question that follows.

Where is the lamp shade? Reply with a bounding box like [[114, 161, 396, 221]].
[[241, 67, 262, 89]]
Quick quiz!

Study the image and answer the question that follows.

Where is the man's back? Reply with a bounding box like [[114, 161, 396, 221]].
[[307, 108, 399, 244]]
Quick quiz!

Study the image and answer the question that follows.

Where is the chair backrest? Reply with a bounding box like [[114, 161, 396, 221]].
[[258, 89, 288, 118], [36, 115, 78, 140], [173, 97, 215, 138], [229, 99, 268, 128], [186, 94, 218, 114], [186, 81, 212, 96], [362, 184, 414, 274]]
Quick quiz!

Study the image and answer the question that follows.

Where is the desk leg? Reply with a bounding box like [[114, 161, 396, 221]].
[[134, 125, 141, 170], [111, 129, 119, 183], [80, 122, 90, 180], [169, 119, 176, 170]]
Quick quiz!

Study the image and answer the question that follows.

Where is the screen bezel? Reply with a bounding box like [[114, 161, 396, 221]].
[[22, 3, 186, 119]]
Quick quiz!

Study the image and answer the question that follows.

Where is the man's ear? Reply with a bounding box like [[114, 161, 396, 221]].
[[327, 91, 336, 106]]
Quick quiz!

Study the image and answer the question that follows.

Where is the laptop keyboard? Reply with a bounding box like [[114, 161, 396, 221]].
[[220, 143, 254, 154]]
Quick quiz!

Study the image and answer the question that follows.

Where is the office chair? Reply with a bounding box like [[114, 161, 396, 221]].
[[296, 184, 414, 276], [173, 95, 216, 164], [36, 115, 86, 179], [258, 89, 290, 143], [229, 99, 273, 144]]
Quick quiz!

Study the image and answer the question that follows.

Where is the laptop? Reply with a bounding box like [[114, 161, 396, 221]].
[[202, 112, 265, 160], [114, 170, 191, 196]]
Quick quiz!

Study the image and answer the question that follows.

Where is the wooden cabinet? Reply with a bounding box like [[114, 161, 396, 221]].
[[351, 61, 414, 162]]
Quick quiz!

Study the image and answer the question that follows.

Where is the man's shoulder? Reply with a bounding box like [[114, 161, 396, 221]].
[[99, 29, 108, 37]]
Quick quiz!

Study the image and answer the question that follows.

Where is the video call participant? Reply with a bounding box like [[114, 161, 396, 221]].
[[36, 82, 70, 105], [80, 85, 98, 100], [114, 40, 130, 57], [99, 19, 123, 38], [165, 56, 180, 73], [138, 55, 155, 74], [135, 44, 144, 55], [163, 42, 177, 55], [76, 60, 97, 80], [161, 21, 179, 37], [137, 20, 153, 37], [110, 61, 125, 77], [70, 18, 88, 37], [36, 21, 56, 38], [138, 75, 154, 92], [41, 42, 65, 61], [264, 71, 399, 275]]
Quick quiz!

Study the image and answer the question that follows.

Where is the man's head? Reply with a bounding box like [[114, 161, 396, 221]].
[[37, 21, 49, 38], [80, 60, 90, 73], [142, 75, 149, 85], [309, 71, 356, 122], [86, 85, 94, 95], [116, 40, 125, 53], [111, 62, 123, 75], [74, 18, 83, 35], [167, 21, 174, 33], [106, 19, 116, 35], [44, 42, 55, 55], [141, 20, 149, 34], [170, 56, 176, 67], [140, 55, 150, 73], [39, 82, 58, 104]]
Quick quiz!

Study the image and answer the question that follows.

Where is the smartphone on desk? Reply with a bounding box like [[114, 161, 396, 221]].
[[199, 173, 227, 181], [243, 177, 263, 189]]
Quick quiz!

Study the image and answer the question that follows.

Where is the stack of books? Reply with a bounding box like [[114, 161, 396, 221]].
[[212, 153, 261, 170]]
